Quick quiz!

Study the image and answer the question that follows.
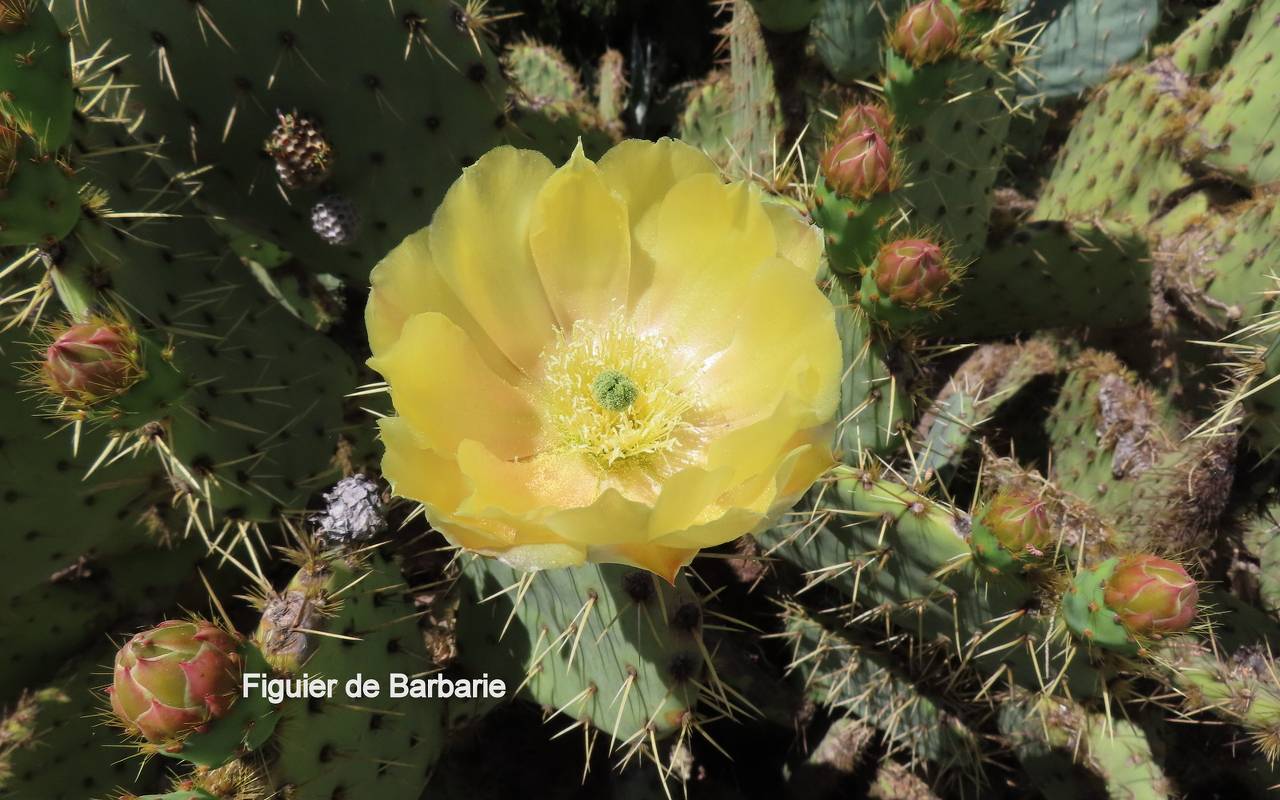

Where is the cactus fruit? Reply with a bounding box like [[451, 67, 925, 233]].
[[834, 103, 895, 139], [109, 619, 243, 743]]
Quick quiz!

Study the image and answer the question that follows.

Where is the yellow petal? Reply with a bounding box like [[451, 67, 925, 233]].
[[762, 198, 823, 278], [703, 402, 812, 488], [648, 464, 736, 539], [648, 508, 763, 551], [369, 312, 539, 460], [631, 174, 778, 356], [454, 440, 601, 516], [496, 543, 587, 572], [428, 146, 558, 371], [597, 138, 718, 305], [697, 258, 841, 424], [543, 488, 653, 544], [377, 416, 468, 510], [529, 142, 631, 327], [587, 542, 698, 583], [366, 228, 520, 382], [597, 137, 717, 230]]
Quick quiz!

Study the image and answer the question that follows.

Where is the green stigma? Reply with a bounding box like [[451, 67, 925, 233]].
[[591, 369, 638, 412]]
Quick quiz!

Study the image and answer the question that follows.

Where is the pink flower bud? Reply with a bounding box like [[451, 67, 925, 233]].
[[1103, 555, 1198, 636], [43, 321, 137, 401], [110, 619, 242, 742], [835, 103, 894, 139], [873, 239, 950, 305], [891, 0, 961, 65], [979, 487, 1052, 557], [820, 129, 894, 199]]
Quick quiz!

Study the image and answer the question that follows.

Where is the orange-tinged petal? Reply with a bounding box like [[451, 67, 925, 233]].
[[370, 313, 539, 460], [530, 142, 631, 327], [587, 541, 698, 583], [428, 146, 558, 371], [366, 227, 520, 382]]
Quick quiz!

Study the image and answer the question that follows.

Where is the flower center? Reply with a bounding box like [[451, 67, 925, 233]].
[[532, 317, 699, 470], [591, 369, 638, 411]]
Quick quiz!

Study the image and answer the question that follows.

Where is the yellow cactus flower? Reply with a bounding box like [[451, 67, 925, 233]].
[[365, 138, 840, 581]]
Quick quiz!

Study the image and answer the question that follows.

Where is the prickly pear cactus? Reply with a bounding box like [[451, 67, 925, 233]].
[[7, 0, 1280, 797]]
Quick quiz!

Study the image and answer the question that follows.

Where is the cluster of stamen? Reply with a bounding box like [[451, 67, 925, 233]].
[[531, 317, 698, 471]]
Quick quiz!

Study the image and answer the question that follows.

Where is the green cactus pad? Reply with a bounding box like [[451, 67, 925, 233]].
[[813, 0, 906, 84], [914, 340, 1060, 481], [55, 0, 507, 283], [748, 0, 822, 33], [1189, 0, 1280, 186], [1047, 351, 1234, 553], [1012, 0, 1159, 98], [760, 473, 1104, 698], [678, 73, 733, 166], [884, 50, 1013, 260], [456, 557, 704, 743], [922, 219, 1151, 338], [265, 550, 446, 800], [1000, 693, 1171, 799], [504, 39, 587, 115], [830, 277, 911, 459], [0, 647, 164, 798], [1035, 60, 1194, 226], [810, 184, 896, 280], [0, 2, 73, 149], [0, 139, 78, 246], [1062, 558, 1138, 654], [782, 605, 982, 775]]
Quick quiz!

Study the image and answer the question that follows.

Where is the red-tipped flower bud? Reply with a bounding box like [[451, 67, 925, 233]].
[[43, 321, 139, 402], [873, 239, 950, 305], [891, 0, 961, 65], [835, 103, 894, 139], [820, 129, 894, 199], [1103, 555, 1198, 636], [979, 487, 1052, 558], [109, 619, 243, 742]]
